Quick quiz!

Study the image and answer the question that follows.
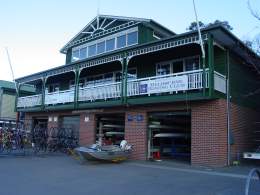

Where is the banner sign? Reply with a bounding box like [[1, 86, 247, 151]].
[[139, 75, 188, 94]]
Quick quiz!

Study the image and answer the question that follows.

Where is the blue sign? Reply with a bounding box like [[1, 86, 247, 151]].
[[136, 114, 144, 122], [127, 114, 134, 121], [139, 84, 148, 93]]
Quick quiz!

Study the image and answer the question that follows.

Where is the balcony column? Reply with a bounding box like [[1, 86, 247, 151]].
[[14, 83, 21, 111], [208, 34, 214, 97], [120, 58, 126, 104], [74, 67, 80, 109], [42, 77, 46, 109]]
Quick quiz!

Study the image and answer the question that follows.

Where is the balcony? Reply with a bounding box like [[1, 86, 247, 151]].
[[127, 69, 209, 97], [17, 69, 226, 109], [17, 94, 42, 108], [78, 82, 121, 102], [45, 89, 75, 105]]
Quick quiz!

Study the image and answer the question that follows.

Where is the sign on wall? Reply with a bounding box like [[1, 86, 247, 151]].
[[139, 75, 188, 94]]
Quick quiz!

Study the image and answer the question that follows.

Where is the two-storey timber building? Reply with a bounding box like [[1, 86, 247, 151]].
[[16, 15, 260, 167]]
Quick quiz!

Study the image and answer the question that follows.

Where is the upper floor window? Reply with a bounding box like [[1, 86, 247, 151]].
[[71, 27, 138, 62], [184, 57, 200, 71], [97, 41, 105, 54], [106, 38, 115, 52], [47, 83, 59, 93], [80, 47, 87, 59], [157, 62, 171, 75], [72, 50, 80, 61], [88, 44, 96, 57], [117, 34, 126, 48], [156, 56, 200, 76], [127, 31, 138, 45]]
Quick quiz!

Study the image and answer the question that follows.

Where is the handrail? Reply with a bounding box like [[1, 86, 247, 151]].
[[18, 94, 41, 99], [214, 71, 226, 79], [128, 68, 209, 83], [245, 168, 260, 195], [79, 81, 121, 90], [46, 89, 74, 95]]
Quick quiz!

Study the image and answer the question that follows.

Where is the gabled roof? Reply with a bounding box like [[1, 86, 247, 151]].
[[60, 15, 175, 53]]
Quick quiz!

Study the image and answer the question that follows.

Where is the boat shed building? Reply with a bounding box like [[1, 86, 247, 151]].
[[15, 15, 260, 167]]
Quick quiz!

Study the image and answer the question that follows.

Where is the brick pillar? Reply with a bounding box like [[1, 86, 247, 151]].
[[191, 99, 228, 167], [79, 113, 96, 146], [125, 111, 147, 160]]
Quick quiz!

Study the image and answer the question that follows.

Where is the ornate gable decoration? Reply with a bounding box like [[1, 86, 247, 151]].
[[60, 15, 147, 53]]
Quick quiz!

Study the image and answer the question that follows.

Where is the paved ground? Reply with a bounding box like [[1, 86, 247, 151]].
[[0, 155, 260, 195]]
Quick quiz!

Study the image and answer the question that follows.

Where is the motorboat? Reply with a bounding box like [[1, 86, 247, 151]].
[[75, 140, 132, 162]]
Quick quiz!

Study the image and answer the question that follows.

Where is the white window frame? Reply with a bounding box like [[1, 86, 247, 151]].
[[156, 55, 200, 76], [71, 27, 138, 62]]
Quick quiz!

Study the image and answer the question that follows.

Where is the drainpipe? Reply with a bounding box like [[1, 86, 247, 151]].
[[226, 50, 231, 166]]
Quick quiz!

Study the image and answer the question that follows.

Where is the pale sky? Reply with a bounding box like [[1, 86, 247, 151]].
[[0, 0, 259, 81]]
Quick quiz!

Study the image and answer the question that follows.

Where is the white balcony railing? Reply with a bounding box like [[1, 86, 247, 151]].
[[127, 69, 209, 97], [45, 89, 75, 105], [78, 82, 121, 102], [17, 69, 228, 108], [17, 94, 42, 108], [214, 71, 226, 94]]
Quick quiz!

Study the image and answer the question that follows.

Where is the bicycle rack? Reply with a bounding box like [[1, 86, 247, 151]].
[[245, 168, 260, 195]]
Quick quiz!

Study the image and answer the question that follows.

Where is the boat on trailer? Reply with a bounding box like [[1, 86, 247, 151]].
[[75, 140, 132, 162]]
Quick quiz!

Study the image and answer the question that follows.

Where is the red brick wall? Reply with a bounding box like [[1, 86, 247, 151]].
[[22, 99, 260, 167], [191, 99, 228, 167], [125, 111, 147, 160], [230, 103, 259, 162], [79, 113, 96, 146]]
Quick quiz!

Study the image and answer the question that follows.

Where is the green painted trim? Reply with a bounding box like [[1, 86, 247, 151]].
[[124, 58, 128, 104], [74, 67, 79, 109], [17, 106, 42, 112], [208, 34, 214, 97], [121, 58, 126, 104], [127, 91, 211, 105], [45, 103, 74, 111], [202, 56, 206, 96], [78, 99, 122, 109], [42, 78, 46, 110]]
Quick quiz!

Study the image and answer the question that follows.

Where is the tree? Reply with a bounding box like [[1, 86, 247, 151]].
[[186, 21, 206, 31], [208, 20, 233, 31], [248, 0, 260, 21], [186, 20, 233, 31], [245, 0, 260, 55]]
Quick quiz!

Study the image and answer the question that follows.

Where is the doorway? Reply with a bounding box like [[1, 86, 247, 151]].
[[148, 111, 191, 162]]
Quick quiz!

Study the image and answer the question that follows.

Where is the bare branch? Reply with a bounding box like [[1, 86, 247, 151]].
[[248, 0, 260, 21]]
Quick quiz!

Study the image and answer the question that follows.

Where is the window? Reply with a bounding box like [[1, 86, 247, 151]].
[[97, 41, 105, 54], [127, 31, 138, 45], [172, 60, 184, 73], [79, 78, 85, 88], [79, 47, 87, 59], [117, 34, 126, 48], [72, 50, 80, 62], [115, 72, 122, 82], [156, 63, 171, 75], [71, 28, 138, 62], [88, 44, 96, 57], [104, 73, 114, 83], [127, 69, 137, 80], [185, 57, 200, 71], [106, 38, 115, 51], [69, 80, 75, 89], [48, 84, 59, 93]]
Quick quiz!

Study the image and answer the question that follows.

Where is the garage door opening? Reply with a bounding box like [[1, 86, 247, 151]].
[[148, 111, 191, 163], [96, 113, 125, 146]]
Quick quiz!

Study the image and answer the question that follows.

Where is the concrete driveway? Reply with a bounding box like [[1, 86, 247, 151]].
[[0, 155, 259, 195]]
